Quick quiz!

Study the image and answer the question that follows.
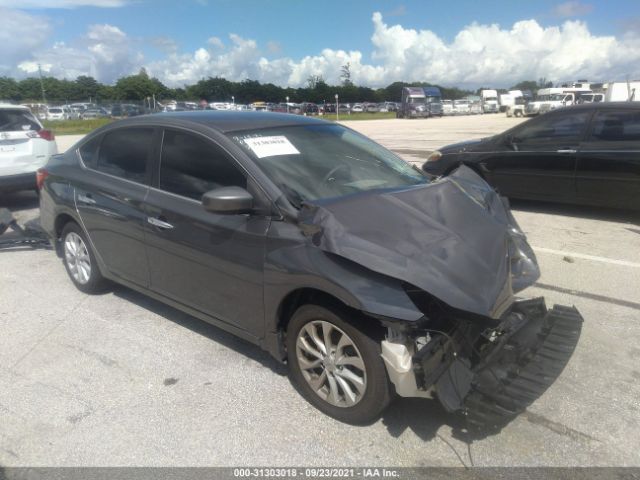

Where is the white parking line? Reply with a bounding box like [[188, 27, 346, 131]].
[[532, 246, 640, 269]]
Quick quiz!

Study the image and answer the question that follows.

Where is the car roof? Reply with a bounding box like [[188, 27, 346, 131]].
[[116, 110, 328, 133], [0, 104, 29, 110]]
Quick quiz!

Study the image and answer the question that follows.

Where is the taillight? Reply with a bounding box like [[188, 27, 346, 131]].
[[38, 129, 55, 141], [36, 168, 49, 190]]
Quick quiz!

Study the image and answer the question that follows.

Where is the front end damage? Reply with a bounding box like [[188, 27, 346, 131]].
[[299, 165, 583, 427], [380, 295, 583, 429]]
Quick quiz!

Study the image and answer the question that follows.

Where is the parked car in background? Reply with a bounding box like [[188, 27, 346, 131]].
[[21, 103, 49, 121], [422, 102, 640, 209], [46, 107, 70, 121], [364, 103, 379, 113], [82, 108, 110, 119], [453, 99, 470, 115], [0, 104, 57, 193], [351, 103, 364, 113], [579, 93, 605, 103], [301, 103, 319, 115], [337, 103, 350, 114], [442, 100, 454, 115], [39, 111, 581, 428]]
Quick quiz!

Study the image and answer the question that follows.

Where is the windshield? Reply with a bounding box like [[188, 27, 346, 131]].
[[549, 94, 566, 101], [426, 96, 441, 103], [230, 124, 428, 207]]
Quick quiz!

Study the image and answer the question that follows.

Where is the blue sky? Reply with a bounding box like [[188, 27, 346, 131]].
[[22, 0, 637, 60], [2, 0, 640, 87]]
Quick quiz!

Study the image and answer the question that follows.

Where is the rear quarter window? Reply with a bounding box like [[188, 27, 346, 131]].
[[79, 135, 102, 169], [0, 109, 40, 132]]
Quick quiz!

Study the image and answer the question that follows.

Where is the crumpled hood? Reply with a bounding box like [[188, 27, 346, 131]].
[[298, 166, 540, 319]]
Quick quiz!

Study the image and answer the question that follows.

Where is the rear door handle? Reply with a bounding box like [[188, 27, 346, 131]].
[[147, 217, 174, 230], [557, 149, 577, 154], [77, 193, 96, 205]]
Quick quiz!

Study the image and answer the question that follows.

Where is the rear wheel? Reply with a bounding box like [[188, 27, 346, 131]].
[[61, 222, 107, 293], [287, 304, 393, 424]]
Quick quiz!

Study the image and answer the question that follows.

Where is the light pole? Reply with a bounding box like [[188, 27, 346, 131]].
[[286, 96, 290, 114], [231, 96, 235, 110], [335, 94, 339, 121]]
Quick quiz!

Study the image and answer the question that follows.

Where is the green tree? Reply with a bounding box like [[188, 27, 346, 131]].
[[340, 63, 353, 87], [74, 76, 100, 101], [0, 77, 21, 101], [114, 72, 168, 100]]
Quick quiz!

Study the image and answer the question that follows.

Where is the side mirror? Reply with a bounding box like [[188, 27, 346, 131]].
[[202, 186, 253, 214]]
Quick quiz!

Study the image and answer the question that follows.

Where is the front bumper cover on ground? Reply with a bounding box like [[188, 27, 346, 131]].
[[382, 297, 583, 429]]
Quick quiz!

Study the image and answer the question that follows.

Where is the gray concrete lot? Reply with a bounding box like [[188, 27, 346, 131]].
[[0, 115, 639, 467]]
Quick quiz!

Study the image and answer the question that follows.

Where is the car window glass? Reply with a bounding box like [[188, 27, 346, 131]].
[[97, 128, 153, 183], [160, 130, 246, 201], [79, 135, 101, 168], [589, 110, 640, 141], [515, 112, 590, 143], [0, 110, 40, 132]]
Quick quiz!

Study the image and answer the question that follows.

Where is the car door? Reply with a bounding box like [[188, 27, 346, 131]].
[[75, 127, 157, 287], [576, 107, 640, 208], [477, 110, 591, 202], [143, 128, 270, 335]]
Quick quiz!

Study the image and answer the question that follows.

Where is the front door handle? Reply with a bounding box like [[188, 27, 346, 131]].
[[77, 193, 96, 205], [557, 149, 577, 154], [147, 217, 174, 230]]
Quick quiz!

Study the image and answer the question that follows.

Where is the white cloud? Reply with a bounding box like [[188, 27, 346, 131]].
[[18, 23, 142, 83], [0, 0, 129, 8], [552, 1, 593, 18], [0, 8, 51, 75], [7, 10, 640, 89]]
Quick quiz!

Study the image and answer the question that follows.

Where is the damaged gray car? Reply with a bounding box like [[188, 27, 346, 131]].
[[39, 112, 583, 428]]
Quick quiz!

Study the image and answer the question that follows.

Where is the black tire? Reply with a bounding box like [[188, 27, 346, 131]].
[[287, 304, 393, 424], [60, 222, 108, 294]]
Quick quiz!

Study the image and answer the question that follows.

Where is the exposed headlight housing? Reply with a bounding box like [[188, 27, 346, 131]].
[[427, 151, 442, 162]]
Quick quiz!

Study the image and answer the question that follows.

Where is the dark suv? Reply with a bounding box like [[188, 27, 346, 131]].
[[422, 102, 640, 209], [39, 111, 582, 427]]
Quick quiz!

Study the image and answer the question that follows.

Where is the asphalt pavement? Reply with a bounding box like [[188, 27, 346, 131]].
[[0, 115, 638, 467]]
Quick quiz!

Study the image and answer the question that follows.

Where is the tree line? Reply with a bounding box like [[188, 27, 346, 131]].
[[0, 68, 552, 105]]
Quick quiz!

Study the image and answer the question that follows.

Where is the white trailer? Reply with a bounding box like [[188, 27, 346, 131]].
[[603, 82, 640, 102]]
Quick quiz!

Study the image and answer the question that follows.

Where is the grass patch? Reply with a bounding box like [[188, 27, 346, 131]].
[[43, 118, 114, 136], [319, 112, 397, 121]]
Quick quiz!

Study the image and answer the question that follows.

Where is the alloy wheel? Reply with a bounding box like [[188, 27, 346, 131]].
[[64, 232, 91, 285], [295, 320, 367, 407]]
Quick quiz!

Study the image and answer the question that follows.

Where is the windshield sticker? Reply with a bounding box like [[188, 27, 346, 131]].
[[243, 136, 300, 158]]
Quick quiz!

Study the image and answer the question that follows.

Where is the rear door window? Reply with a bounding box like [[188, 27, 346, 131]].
[[97, 128, 154, 184], [0, 109, 40, 132], [514, 111, 590, 144], [159, 129, 246, 201], [588, 110, 640, 142]]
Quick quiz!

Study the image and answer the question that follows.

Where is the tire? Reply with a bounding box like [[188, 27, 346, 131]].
[[60, 222, 107, 293], [287, 304, 393, 424], [515, 110, 523, 118]]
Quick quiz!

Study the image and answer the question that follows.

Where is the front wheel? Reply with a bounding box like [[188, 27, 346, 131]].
[[287, 304, 393, 424], [61, 222, 107, 293]]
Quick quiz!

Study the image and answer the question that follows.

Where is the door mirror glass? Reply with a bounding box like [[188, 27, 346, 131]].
[[202, 186, 253, 214]]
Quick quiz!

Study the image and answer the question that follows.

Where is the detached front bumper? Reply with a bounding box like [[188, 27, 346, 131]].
[[381, 298, 583, 429]]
